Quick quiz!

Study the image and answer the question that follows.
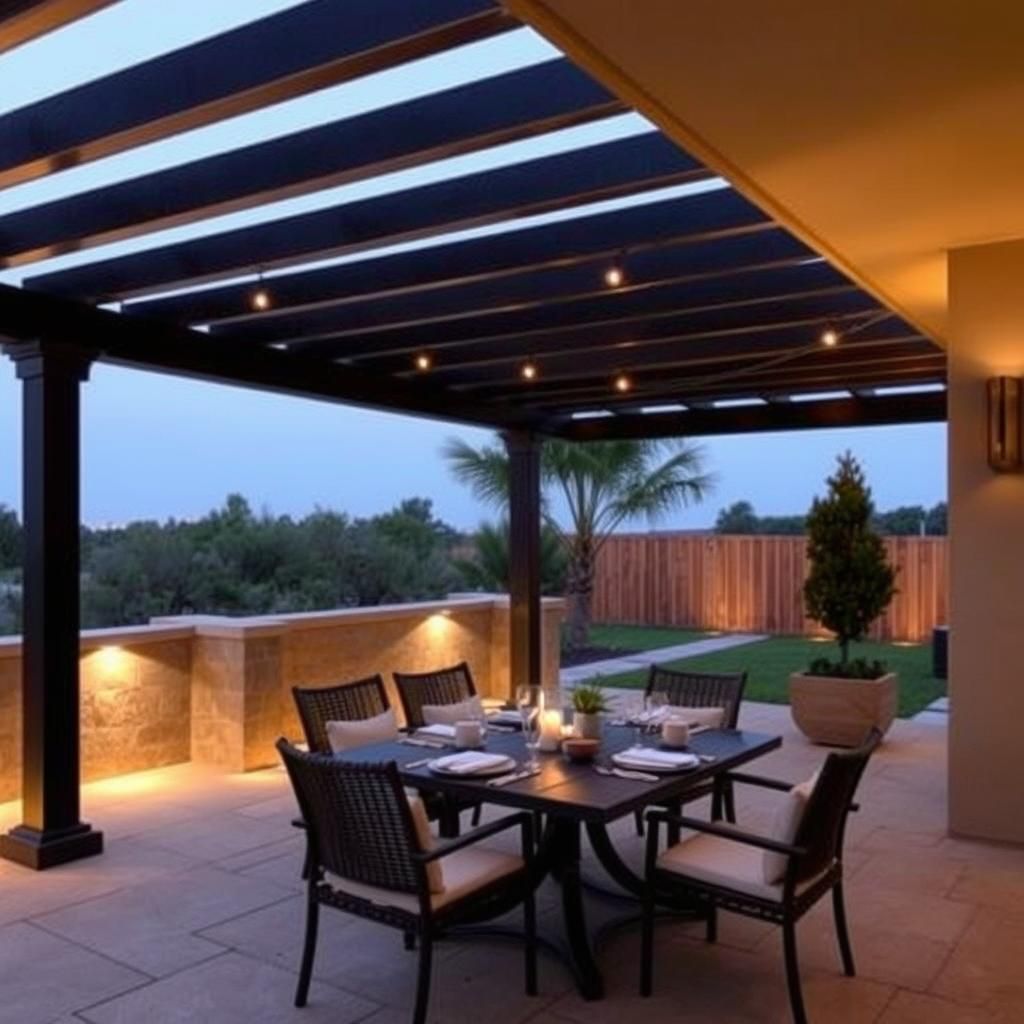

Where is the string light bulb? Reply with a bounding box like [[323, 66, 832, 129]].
[[414, 352, 432, 372], [249, 270, 271, 311], [614, 372, 632, 393], [521, 360, 538, 381], [604, 262, 625, 288], [820, 327, 840, 348]]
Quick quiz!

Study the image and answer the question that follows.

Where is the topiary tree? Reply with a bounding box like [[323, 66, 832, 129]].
[[803, 452, 897, 675]]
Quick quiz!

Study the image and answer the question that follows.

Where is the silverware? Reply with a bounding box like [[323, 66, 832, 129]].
[[487, 767, 540, 788], [403, 757, 433, 769], [594, 764, 660, 783]]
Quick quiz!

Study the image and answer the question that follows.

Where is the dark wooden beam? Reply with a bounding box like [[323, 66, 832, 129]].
[[427, 306, 890, 389], [0, 0, 516, 189], [27, 133, 707, 302], [0, 341, 103, 869], [0, 0, 114, 52], [500, 357, 946, 414], [132, 190, 785, 326], [554, 391, 947, 441], [504, 430, 542, 699], [352, 283, 864, 374], [277, 264, 852, 358], [461, 339, 941, 404], [0, 60, 624, 268], [0, 283, 538, 431]]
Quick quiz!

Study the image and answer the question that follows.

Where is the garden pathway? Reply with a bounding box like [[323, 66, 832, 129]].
[[560, 632, 767, 686]]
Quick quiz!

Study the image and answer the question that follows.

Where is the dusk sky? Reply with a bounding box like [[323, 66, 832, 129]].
[[0, 1, 948, 531]]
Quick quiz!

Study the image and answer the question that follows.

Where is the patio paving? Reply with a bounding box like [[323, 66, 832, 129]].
[[1, 704, 1022, 1023]]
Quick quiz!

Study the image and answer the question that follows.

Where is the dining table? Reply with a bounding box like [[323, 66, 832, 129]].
[[338, 723, 782, 999]]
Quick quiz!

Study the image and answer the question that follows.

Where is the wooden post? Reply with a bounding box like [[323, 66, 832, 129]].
[[503, 430, 542, 699], [0, 341, 103, 869]]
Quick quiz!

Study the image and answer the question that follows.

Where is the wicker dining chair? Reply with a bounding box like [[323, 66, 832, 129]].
[[393, 661, 478, 729], [277, 739, 537, 1024], [640, 729, 881, 1024], [293, 674, 391, 754], [633, 666, 748, 836]]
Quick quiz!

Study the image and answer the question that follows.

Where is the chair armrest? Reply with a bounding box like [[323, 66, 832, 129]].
[[414, 812, 533, 863], [646, 809, 806, 857], [722, 771, 799, 793]]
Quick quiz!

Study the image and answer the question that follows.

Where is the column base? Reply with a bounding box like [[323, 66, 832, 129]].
[[0, 822, 104, 870]]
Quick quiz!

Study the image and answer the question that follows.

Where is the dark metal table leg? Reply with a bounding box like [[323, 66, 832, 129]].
[[554, 819, 604, 1000]]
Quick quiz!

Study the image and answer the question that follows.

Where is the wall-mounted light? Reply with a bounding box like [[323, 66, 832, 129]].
[[987, 376, 1022, 472]]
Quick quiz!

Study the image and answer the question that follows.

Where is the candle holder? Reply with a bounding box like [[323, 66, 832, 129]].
[[538, 686, 565, 752]]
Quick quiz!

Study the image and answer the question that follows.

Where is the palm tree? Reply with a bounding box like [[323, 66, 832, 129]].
[[453, 519, 568, 595], [444, 438, 712, 648]]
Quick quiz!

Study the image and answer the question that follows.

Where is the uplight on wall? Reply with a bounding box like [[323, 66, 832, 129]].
[[987, 376, 1022, 472]]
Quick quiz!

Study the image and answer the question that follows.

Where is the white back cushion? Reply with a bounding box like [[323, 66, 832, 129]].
[[325, 708, 398, 753], [421, 695, 484, 725], [762, 771, 820, 884]]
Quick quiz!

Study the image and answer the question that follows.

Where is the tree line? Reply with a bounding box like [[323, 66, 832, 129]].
[[714, 499, 947, 536]]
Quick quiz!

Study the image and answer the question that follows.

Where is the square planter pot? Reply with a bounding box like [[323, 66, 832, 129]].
[[789, 671, 899, 747]]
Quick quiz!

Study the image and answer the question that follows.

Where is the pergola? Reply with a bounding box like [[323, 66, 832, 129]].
[[0, 0, 944, 869]]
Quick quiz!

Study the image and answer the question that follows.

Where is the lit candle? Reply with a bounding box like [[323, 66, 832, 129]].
[[539, 709, 563, 752]]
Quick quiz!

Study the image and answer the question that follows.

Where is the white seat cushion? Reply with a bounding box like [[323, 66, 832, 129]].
[[326, 845, 523, 914], [325, 708, 399, 752], [421, 696, 484, 726], [658, 832, 825, 902]]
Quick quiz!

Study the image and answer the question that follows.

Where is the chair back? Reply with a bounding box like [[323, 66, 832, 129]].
[[393, 661, 476, 729], [789, 728, 882, 886], [646, 665, 747, 728], [277, 738, 422, 894], [292, 675, 390, 754]]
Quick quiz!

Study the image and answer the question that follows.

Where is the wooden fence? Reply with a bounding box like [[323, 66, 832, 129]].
[[592, 534, 948, 643]]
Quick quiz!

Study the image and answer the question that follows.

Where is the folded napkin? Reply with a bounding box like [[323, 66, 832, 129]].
[[614, 747, 699, 770], [416, 724, 456, 739], [432, 751, 511, 774]]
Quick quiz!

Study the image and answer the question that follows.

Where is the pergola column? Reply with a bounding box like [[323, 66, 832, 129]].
[[947, 239, 1024, 843], [0, 340, 103, 869], [503, 430, 542, 698]]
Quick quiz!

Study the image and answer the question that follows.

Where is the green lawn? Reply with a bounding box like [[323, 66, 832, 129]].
[[577, 623, 710, 652], [579, 634, 944, 719]]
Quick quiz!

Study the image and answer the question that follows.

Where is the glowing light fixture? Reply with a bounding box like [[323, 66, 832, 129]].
[[987, 376, 1022, 472], [613, 373, 632, 393], [414, 352, 432, 372], [249, 270, 271, 311], [820, 328, 839, 348], [603, 258, 625, 288], [520, 360, 538, 381]]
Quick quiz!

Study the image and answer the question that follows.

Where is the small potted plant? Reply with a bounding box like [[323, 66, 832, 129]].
[[789, 453, 899, 746], [571, 680, 609, 740]]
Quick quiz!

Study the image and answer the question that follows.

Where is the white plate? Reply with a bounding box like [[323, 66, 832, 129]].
[[428, 754, 517, 778], [611, 750, 699, 774]]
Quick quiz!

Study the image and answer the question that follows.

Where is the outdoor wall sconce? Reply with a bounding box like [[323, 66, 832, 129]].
[[987, 376, 1022, 471]]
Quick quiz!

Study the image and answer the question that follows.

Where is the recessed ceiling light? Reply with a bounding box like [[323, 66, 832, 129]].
[[521, 361, 538, 381], [414, 352, 432, 372], [613, 373, 632, 393], [250, 287, 271, 311], [820, 328, 839, 348], [604, 263, 625, 288]]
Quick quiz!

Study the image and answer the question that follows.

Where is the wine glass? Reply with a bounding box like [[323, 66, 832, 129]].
[[516, 684, 542, 769], [645, 691, 669, 744]]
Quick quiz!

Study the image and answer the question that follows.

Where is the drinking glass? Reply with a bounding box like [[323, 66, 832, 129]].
[[516, 684, 542, 769], [644, 691, 669, 745]]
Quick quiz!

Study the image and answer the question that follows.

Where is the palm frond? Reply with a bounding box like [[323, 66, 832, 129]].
[[442, 437, 509, 510]]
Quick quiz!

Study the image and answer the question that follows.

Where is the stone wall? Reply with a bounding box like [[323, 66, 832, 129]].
[[0, 595, 565, 798], [0, 626, 193, 802]]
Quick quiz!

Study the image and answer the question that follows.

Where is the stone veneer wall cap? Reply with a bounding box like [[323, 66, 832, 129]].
[[272, 597, 498, 632], [150, 614, 288, 640], [0, 624, 197, 658]]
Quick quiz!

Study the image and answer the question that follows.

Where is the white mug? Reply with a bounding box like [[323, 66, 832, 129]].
[[661, 717, 690, 748], [455, 720, 484, 749]]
